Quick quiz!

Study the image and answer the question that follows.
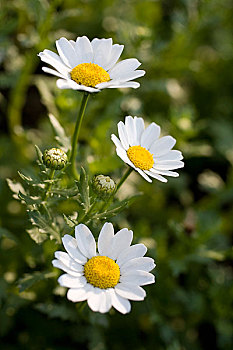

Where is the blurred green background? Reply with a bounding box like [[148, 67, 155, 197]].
[[0, 0, 233, 349]]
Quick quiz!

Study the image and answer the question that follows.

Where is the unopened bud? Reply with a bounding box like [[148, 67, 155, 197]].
[[92, 175, 116, 198], [42, 148, 67, 170]]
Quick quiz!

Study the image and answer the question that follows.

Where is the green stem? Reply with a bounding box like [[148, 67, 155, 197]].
[[100, 167, 133, 212], [78, 199, 98, 224], [70, 93, 89, 180], [42, 169, 55, 202], [115, 167, 133, 193]]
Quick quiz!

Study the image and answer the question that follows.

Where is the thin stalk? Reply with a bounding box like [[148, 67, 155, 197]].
[[42, 169, 55, 202], [100, 167, 133, 212], [70, 93, 89, 180]]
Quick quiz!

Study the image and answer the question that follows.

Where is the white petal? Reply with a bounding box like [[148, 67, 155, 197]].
[[107, 81, 140, 89], [74, 36, 93, 63], [120, 270, 155, 286], [110, 290, 131, 314], [54, 251, 84, 272], [69, 40, 76, 47], [136, 169, 152, 182], [116, 147, 134, 167], [134, 117, 145, 145], [56, 78, 99, 93], [91, 38, 113, 69], [105, 44, 124, 71], [144, 170, 168, 183], [118, 121, 129, 149], [117, 243, 147, 266], [67, 283, 94, 302], [157, 150, 183, 161], [109, 58, 141, 79], [56, 37, 78, 68], [98, 222, 114, 256], [115, 283, 146, 301], [42, 67, 66, 79], [113, 70, 145, 82], [99, 289, 113, 313], [125, 116, 137, 146], [52, 259, 82, 277], [120, 257, 156, 274], [141, 123, 161, 149], [58, 274, 87, 288], [150, 136, 176, 157], [154, 160, 184, 170], [75, 224, 96, 259], [38, 50, 70, 77], [150, 168, 179, 177], [109, 229, 133, 260], [87, 288, 104, 312], [62, 234, 87, 264], [111, 134, 124, 151]]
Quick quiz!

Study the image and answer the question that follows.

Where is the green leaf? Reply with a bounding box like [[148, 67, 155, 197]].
[[17, 271, 55, 293], [50, 187, 78, 198], [18, 191, 41, 206], [76, 167, 90, 212], [94, 193, 142, 221], [48, 113, 70, 150], [34, 303, 78, 321], [28, 210, 61, 243], [6, 178, 26, 200], [34, 144, 44, 164], [0, 227, 18, 243], [63, 214, 77, 228], [26, 227, 47, 244], [18, 171, 45, 189]]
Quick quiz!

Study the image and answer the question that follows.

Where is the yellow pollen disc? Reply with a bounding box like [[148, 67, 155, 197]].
[[127, 145, 154, 170], [70, 63, 110, 87], [84, 256, 120, 289]]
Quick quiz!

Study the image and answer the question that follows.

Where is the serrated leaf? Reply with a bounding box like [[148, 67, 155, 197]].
[[93, 204, 128, 220], [7, 178, 26, 199], [76, 167, 90, 212], [18, 191, 41, 206], [29, 210, 61, 243], [50, 187, 78, 198], [17, 271, 55, 292], [27, 227, 47, 244], [63, 214, 77, 228], [18, 171, 33, 183], [0, 227, 18, 243], [94, 193, 142, 221], [35, 144, 44, 164], [34, 303, 78, 321], [48, 114, 70, 150]]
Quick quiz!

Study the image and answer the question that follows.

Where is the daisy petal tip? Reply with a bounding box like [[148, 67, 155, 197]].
[[51, 259, 57, 267]]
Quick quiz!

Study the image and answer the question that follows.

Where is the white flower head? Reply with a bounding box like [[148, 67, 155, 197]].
[[111, 116, 184, 183], [52, 223, 155, 314], [38, 36, 145, 93]]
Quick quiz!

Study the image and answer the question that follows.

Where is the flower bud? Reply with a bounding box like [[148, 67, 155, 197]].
[[42, 148, 68, 170], [92, 175, 116, 198]]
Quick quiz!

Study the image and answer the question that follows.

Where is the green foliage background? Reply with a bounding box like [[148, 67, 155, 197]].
[[0, 0, 233, 349]]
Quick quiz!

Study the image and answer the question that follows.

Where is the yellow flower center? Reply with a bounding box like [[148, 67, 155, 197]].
[[127, 145, 154, 170], [84, 256, 120, 289], [70, 63, 110, 87]]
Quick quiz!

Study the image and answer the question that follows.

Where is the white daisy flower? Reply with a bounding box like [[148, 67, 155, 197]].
[[111, 116, 184, 183], [38, 36, 145, 93], [52, 223, 155, 314]]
